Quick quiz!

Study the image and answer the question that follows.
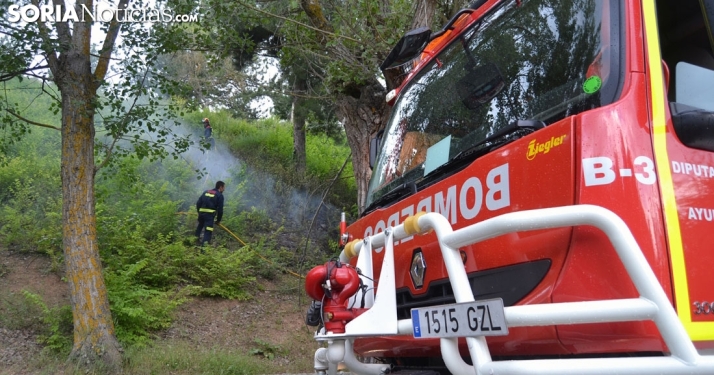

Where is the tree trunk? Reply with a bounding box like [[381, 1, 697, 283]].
[[411, 0, 438, 29], [57, 51, 122, 370], [292, 76, 307, 175], [336, 80, 389, 214]]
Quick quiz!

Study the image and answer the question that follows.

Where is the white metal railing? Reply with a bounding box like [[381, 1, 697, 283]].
[[311, 205, 714, 375]]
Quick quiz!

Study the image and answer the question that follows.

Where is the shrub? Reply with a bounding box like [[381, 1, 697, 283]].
[[104, 259, 189, 346], [0, 291, 45, 330], [184, 247, 256, 300], [22, 292, 72, 354]]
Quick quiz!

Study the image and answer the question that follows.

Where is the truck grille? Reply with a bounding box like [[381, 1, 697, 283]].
[[395, 259, 551, 319]]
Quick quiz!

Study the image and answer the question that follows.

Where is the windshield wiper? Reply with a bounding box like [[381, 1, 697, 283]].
[[454, 119, 545, 159], [419, 119, 544, 186], [363, 182, 418, 215]]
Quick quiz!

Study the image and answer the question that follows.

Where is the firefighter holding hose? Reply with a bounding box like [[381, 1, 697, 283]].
[[195, 181, 225, 246]]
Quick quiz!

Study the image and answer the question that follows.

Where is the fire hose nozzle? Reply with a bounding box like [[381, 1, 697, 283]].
[[304, 260, 362, 333]]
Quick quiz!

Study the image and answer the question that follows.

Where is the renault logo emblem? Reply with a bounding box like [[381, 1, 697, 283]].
[[410, 249, 426, 289]]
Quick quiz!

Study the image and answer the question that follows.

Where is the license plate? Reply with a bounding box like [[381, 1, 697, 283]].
[[411, 298, 508, 338]]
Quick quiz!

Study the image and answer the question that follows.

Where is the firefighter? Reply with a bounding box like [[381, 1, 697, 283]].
[[203, 118, 212, 139], [203, 117, 215, 149], [195, 180, 225, 246]]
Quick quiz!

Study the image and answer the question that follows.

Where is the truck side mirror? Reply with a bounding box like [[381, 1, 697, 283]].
[[369, 130, 384, 169], [379, 27, 432, 71], [380, 27, 432, 90]]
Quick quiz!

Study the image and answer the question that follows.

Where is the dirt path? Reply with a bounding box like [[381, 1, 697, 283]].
[[1, 251, 67, 372]]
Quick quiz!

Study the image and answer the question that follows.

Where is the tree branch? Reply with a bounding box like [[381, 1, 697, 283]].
[[0, 65, 50, 82], [72, 1, 92, 73], [327, 0, 367, 44], [95, 0, 131, 83], [235, 0, 360, 43], [299, 0, 334, 36], [52, 0, 72, 43], [95, 65, 149, 172], [0, 23, 24, 35], [40, 79, 61, 103], [5, 109, 61, 131], [31, 0, 60, 76], [300, 153, 351, 268]]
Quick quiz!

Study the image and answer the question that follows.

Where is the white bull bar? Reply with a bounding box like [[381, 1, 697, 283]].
[[311, 205, 714, 375]]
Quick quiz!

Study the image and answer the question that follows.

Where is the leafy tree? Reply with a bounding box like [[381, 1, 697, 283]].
[[157, 51, 249, 113], [197, 0, 464, 212], [156, 43, 281, 120], [0, 0, 196, 368], [163, 6, 342, 175]]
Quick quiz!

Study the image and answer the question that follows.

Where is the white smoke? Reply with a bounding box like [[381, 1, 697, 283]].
[[175, 119, 339, 237]]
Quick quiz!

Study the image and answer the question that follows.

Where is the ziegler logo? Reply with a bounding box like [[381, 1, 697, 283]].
[[527, 135, 567, 160]]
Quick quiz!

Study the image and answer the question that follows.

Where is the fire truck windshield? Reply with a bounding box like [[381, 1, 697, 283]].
[[365, 0, 621, 213]]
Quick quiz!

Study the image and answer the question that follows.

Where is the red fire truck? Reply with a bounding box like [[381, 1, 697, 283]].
[[305, 0, 714, 374]]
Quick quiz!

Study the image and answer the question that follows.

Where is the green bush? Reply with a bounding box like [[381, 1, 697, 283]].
[[0, 291, 45, 330], [0, 175, 62, 254], [98, 230, 257, 344], [184, 247, 256, 299], [22, 291, 73, 354], [249, 338, 285, 360], [105, 258, 189, 346]]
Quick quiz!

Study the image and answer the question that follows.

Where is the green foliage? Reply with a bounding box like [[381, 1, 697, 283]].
[[183, 247, 256, 299], [94, 160, 258, 341], [96, 159, 185, 244], [0, 69, 338, 355], [245, 238, 290, 281], [22, 292, 73, 354], [184, 109, 356, 207], [0, 79, 61, 165], [104, 259, 189, 346], [249, 338, 284, 360], [0, 166, 62, 254], [232, 207, 277, 236], [0, 136, 261, 349], [123, 342, 286, 375], [97, 217, 256, 343], [275, 0, 414, 95], [156, 50, 258, 118], [0, 291, 45, 330], [0, 3, 358, 366]]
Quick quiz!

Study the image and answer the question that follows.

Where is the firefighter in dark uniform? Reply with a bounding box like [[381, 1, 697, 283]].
[[203, 118, 212, 139], [203, 118, 215, 149], [195, 181, 225, 246]]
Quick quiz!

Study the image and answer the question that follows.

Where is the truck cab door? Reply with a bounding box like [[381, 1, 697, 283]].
[[651, 0, 714, 343]]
